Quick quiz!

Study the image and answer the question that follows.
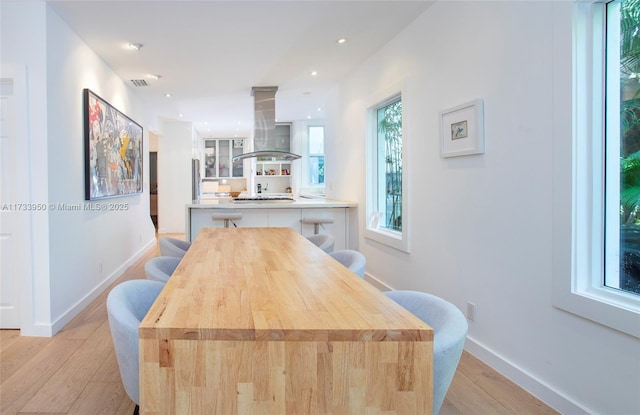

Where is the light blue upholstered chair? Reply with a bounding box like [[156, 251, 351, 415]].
[[159, 237, 191, 258], [306, 233, 334, 253], [329, 249, 366, 278], [384, 290, 468, 414], [144, 256, 181, 283], [107, 279, 165, 415]]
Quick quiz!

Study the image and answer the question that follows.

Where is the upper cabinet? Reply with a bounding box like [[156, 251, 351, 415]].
[[204, 138, 245, 178], [266, 123, 292, 153]]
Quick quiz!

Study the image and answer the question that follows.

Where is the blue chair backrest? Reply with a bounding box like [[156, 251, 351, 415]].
[[144, 256, 181, 283], [384, 290, 468, 414], [159, 237, 191, 258], [107, 279, 164, 405], [329, 249, 366, 278]]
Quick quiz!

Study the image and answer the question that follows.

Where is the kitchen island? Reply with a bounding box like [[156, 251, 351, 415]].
[[186, 197, 357, 250]]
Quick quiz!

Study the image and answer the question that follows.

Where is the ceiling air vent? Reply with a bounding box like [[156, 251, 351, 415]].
[[130, 79, 148, 87]]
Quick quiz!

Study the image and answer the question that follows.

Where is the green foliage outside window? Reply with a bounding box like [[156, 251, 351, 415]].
[[378, 100, 402, 231], [620, 0, 640, 223], [617, 0, 640, 294]]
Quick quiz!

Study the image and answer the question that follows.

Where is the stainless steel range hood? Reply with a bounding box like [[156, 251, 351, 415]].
[[232, 86, 301, 162]]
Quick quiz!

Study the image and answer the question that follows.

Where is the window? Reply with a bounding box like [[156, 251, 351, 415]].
[[308, 126, 325, 185], [552, 0, 640, 338], [605, 0, 640, 296], [365, 84, 409, 252], [376, 99, 403, 232]]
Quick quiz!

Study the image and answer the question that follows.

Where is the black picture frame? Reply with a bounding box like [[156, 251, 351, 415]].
[[84, 88, 143, 200]]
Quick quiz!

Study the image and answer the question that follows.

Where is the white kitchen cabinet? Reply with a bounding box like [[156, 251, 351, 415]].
[[190, 208, 225, 234], [267, 209, 302, 232], [234, 209, 269, 228], [187, 209, 224, 232], [255, 161, 291, 177], [254, 161, 292, 193], [204, 138, 245, 178]]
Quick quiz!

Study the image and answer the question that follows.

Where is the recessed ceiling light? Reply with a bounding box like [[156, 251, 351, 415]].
[[129, 43, 143, 50], [179, 113, 183, 117], [310, 71, 318, 76], [317, 107, 322, 112], [165, 93, 172, 98], [307, 115, 312, 119], [149, 74, 161, 80], [337, 38, 348, 44]]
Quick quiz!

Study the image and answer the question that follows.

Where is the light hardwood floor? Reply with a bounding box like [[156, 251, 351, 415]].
[[0, 236, 559, 415]]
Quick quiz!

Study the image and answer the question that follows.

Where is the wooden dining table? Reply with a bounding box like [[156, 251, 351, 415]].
[[139, 227, 433, 414]]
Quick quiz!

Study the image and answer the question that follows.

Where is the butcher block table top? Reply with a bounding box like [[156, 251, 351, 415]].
[[139, 227, 432, 342], [139, 227, 434, 414]]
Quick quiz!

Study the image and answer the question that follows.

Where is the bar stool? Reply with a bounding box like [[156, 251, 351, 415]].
[[212, 212, 243, 228], [301, 216, 334, 234]]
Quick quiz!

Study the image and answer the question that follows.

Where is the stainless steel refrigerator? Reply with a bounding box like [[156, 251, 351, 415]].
[[192, 159, 201, 200]]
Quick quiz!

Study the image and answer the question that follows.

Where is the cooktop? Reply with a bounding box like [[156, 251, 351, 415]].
[[233, 196, 295, 203]]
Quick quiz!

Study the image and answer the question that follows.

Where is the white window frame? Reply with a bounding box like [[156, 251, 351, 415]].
[[365, 81, 409, 253], [552, 1, 640, 338], [307, 125, 325, 186]]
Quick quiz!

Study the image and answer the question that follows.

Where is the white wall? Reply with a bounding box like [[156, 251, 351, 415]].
[[1, 3, 157, 335], [327, 2, 640, 414], [45, 7, 157, 333], [158, 121, 195, 233]]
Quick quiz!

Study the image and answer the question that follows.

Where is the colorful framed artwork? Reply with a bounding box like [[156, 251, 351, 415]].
[[84, 88, 143, 200], [440, 99, 484, 158]]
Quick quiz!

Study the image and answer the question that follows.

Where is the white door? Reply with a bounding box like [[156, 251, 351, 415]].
[[0, 67, 28, 328]]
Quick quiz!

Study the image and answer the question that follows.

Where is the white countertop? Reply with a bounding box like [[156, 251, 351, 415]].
[[187, 197, 357, 209]]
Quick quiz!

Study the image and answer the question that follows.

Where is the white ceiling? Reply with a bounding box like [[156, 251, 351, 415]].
[[48, 0, 433, 138]]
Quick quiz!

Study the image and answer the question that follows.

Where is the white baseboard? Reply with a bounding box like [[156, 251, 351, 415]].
[[366, 272, 588, 414], [19, 323, 55, 337], [47, 238, 157, 336], [364, 272, 394, 292], [464, 336, 590, 415]]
